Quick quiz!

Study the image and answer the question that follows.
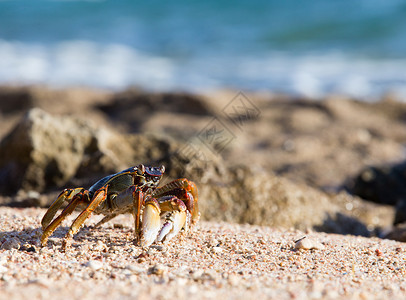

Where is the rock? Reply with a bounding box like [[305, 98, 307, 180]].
[[0, 108, 99, 194], [0, 108, 172, 195], [97, 89, 216, 134], [187, 163, 393, 235], [349, 161, 406, 224], [349, 163, 406, 206], [383, 223, 406, 242], [0, 87, 35, 114]]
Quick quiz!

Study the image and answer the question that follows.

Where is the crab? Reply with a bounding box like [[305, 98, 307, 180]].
[[40, 164, 199, 249]]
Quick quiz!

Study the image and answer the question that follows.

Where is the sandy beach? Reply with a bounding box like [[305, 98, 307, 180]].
[[1, 207, 405, 300]]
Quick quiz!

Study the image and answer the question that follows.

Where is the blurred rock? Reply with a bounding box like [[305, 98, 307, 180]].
[[349, 162, 406, 224], [349, 163, 406, 205], [97, 89, 216, 134], [0, 108, 93, 193], [190, 165, 393, 235], [384, 223, 406, 242], [0, 108, 143, 194], [0, 87, 35, 114], [160, 140, 393, 234]]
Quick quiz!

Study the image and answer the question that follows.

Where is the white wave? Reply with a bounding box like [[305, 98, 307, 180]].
[[0, 40, 175, 90], [0, 39, 406, 100]]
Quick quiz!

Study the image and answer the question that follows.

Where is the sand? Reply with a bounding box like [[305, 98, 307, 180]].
[[0, 207, 405, 300]]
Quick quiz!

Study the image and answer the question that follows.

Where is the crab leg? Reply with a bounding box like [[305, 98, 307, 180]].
[[127, 187, 144, 243], [61, 186, 107, 249], [41, 190, 87, 246], [109, 185, 146, 244], [41, 188, 84, 230], [140, 196, 161, 248]]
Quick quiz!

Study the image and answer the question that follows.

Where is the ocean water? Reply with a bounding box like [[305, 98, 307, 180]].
[[0, 0, 406, 99]]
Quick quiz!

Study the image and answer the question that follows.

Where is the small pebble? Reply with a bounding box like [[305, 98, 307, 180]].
[[212, 246, 223, 254], [294, 237, 325, 250]]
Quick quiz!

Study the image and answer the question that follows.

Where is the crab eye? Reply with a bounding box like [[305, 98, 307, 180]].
[[137, 164, 145, 175]]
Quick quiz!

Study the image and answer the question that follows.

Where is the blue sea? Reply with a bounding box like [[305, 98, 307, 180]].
[[1, 0, 406, 99]]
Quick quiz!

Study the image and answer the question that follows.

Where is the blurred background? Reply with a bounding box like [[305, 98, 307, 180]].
[[1, 0, 406, 99]]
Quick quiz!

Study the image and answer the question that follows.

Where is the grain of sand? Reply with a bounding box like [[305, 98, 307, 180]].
[[0, 207, 405, 300]]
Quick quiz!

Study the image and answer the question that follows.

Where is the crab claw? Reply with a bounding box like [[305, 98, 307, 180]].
[[157, 219, 173, 242], [140, 197, 161, 248], [160, 210, 187, 243], [155, 196, 188, 243]]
